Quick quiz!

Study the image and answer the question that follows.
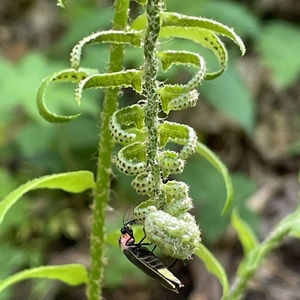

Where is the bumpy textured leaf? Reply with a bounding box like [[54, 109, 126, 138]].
[[195, 244, 229, 299], [131, 12, 245, 78], [196, 141, 233, 214], [75, 69, 143, 104], [161, 12, 245, 55], [37, 68, 143, 123], [0, 171, 95, 226], [157, 50, 206, 113], [70, 30, 142, 69], [159, 27, 227, 79], [0, 264, 88, 293], [231, 209, 258, 255]]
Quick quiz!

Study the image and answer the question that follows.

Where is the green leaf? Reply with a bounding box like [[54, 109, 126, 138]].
[[159, 26, 227, 79], [161, 12, 246, 56], [0, 53, 64, 122], [36, 68, 98, 123], [201, 64, 255, 132], [0, 264, 88, 293], [131, 12, 246, 57], [256, 21, 300, 88], [131, 12, 245, 79], [195, 244, 229, 299], [159, 12, 245, 78], [289, 219, 300, 238], [231, 209, 259, 255], [230, 203, 300, 298], [196, 141, 233, 214], [70, 30, 142, 69], [199, 1, 260, 38], [0, 171, 95, 226], [157, 50, 206, 113], [130, 14, 147, 31], [75, 69, 143, 104]]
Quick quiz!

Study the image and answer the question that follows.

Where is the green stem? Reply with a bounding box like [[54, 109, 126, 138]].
[[227, 213, 298, 299], [143, 0, 162, 199], [87, 0, 130, 299]]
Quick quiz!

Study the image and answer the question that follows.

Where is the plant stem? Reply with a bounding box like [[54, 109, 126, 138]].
[[143, 0, 162, 199], [87, 0, 129, 299], [228, 213, 298, 299]]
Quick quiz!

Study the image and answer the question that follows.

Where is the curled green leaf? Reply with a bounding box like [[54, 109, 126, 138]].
[[0, 171, 95, 226], [114, 142, 146, 175], [157, 50, 206, 113], [159, 121, 197, 160], [160, 26, 227, 79], [0, 264, 88, 293], [131, 12, 245, 78], [157, 50, 205, 72], [158, 84, 197, 114], [70, 30, 143, 69], [161, 12, 246, 56], [109, 104, 146, 145], [36, 68, 98, 123], [196, 141, 233, 214]]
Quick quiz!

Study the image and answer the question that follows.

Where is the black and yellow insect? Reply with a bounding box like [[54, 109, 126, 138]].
[[119, 221, 184, 293]]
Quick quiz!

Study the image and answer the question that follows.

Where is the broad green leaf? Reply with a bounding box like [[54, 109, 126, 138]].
[[196, 141, 233, 214], [0, 171, 95, 226], [256, 21, 300, 88], [201, 64, 255, 133], [195, 244, 229, 299], [0, 53, 65, 122], [0, 264, 88, 293], [231, 209, 258, 255]]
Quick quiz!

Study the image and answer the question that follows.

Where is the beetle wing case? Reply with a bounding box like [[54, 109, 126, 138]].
[[123, 246, 184, 293]]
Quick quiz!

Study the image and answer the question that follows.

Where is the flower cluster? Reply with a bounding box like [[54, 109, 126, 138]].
[[110, 50, 206, 259]]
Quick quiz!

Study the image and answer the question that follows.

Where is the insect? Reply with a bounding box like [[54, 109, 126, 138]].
[[119, 220, 184, 293]]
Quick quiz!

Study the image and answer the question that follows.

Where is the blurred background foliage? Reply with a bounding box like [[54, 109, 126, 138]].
[[0, 0, 299, 299]]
